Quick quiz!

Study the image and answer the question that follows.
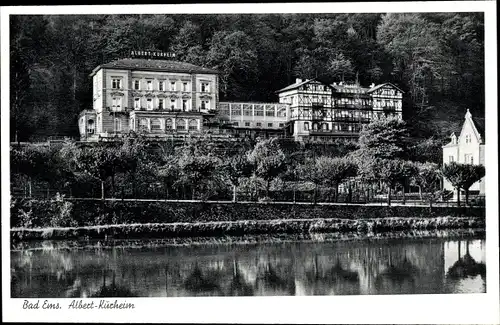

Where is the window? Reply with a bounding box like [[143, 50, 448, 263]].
[[147, 80, 153, 91], [464, 154, 474, 164], [183, 82, 189, 92], [114, 118, 122, 132], [111, 78, 122, 89], [151, 118, 161, 131], [233, 122, 239, 127], [133, 80, 140, 90], [134, 98, 141, 109], [158, 98, 164, 110], [243, 104, 252, 116], [304, 122, 309, 131], [159, 81, 165, 91], [189, 119, 198, 131], [277, 108, 287, 117], [245, 122, 251, 127], [255, 105, 264, 116], [279, 123, 284, 128], [268, 123, 273, 128], [146, 98, 153, 110], [87, 119, 95, 134], [165, 118, 172, 130], [170, 99, 177, 110], [256, 122, 262, 127], [177, 119, 186, 131], [139, 118, 148, 131], [449, 156, 454, 163], [201, 100, 210, 111], [182, 100, 188, 111], [170, 81, 176, 91], [112, 97, 122, 110], [322, 123, 329, 131], [265, 108, 275, 117], [201, 82, 209, 92]]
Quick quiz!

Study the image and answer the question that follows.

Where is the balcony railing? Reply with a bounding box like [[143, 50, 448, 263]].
[[334, 104, 372, 110]]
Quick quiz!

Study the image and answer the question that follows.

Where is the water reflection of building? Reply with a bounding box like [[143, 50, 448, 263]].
[[11, 237, 486, 298], [443, 240, 486, 293]]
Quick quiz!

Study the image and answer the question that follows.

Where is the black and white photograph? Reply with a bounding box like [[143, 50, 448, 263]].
[[1, 2, 498, 323]]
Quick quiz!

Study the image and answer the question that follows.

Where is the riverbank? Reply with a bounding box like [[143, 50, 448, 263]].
[[10, 198, 485, 229], [11, 216, 485, 242]]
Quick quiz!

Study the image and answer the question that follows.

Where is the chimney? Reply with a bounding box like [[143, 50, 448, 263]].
[[339, 81, 343, 86], [296, 78, 302, 84]]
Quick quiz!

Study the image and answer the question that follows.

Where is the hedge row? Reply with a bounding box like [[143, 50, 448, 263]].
[[10, 199, 486, 229], [11, 216, 485, 242]]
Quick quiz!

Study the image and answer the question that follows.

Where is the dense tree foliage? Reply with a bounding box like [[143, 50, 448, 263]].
[[10, 13, 484, 141], [442, 162, 486, 206]]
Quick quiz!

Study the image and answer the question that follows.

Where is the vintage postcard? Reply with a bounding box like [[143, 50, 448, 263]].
[[1, 2, 498, 323]]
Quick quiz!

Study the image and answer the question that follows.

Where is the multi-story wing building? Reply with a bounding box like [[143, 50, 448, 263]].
[[78, 57, 404, 142], [277, 78, 403, 141]]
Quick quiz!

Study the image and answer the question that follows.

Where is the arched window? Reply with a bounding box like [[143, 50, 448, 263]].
[[304, 122, 309, 131], [189, 119, 198, 131], [165, 118, 172, 130], [151, 118, 161, 131], [87, 119, 95, 134], [312, 123, 319, 131], [322, 123, 329, 131], [177, 119, 186, 131]]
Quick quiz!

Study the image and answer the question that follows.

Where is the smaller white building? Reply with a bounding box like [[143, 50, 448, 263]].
[[442, 109, 485, 196]]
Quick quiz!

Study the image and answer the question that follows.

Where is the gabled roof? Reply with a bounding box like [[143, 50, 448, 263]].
[[276, 78, 333, 93], [451, 109, 485, 145], [367, 82, 405, 94], [90, 58, 218, 77], [471, 116, 485, 142], [331, 84, 370, 93]]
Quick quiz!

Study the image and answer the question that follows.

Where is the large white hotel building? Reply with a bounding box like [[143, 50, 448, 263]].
[[79, 56, 403, 142]]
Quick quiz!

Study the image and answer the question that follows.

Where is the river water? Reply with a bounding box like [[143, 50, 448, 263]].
[[11, 232, 486, 297]]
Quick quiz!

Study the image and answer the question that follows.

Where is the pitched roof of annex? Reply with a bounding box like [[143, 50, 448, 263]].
[[367, 82, 405, 94], [90, 58, 219, 77], [276, 78, 334, 93]]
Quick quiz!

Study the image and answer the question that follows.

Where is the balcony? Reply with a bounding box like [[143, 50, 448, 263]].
[[332, 116, 371, 123], [334, 104, 372, 110], [106, 107, 132, 115]]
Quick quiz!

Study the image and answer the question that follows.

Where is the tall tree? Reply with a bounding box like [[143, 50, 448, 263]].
[[247, 138, 287, 198], [411, 162, 442, 208]]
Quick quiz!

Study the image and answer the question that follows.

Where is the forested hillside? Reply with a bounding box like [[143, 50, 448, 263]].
[[10, 13, 484, 142]]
